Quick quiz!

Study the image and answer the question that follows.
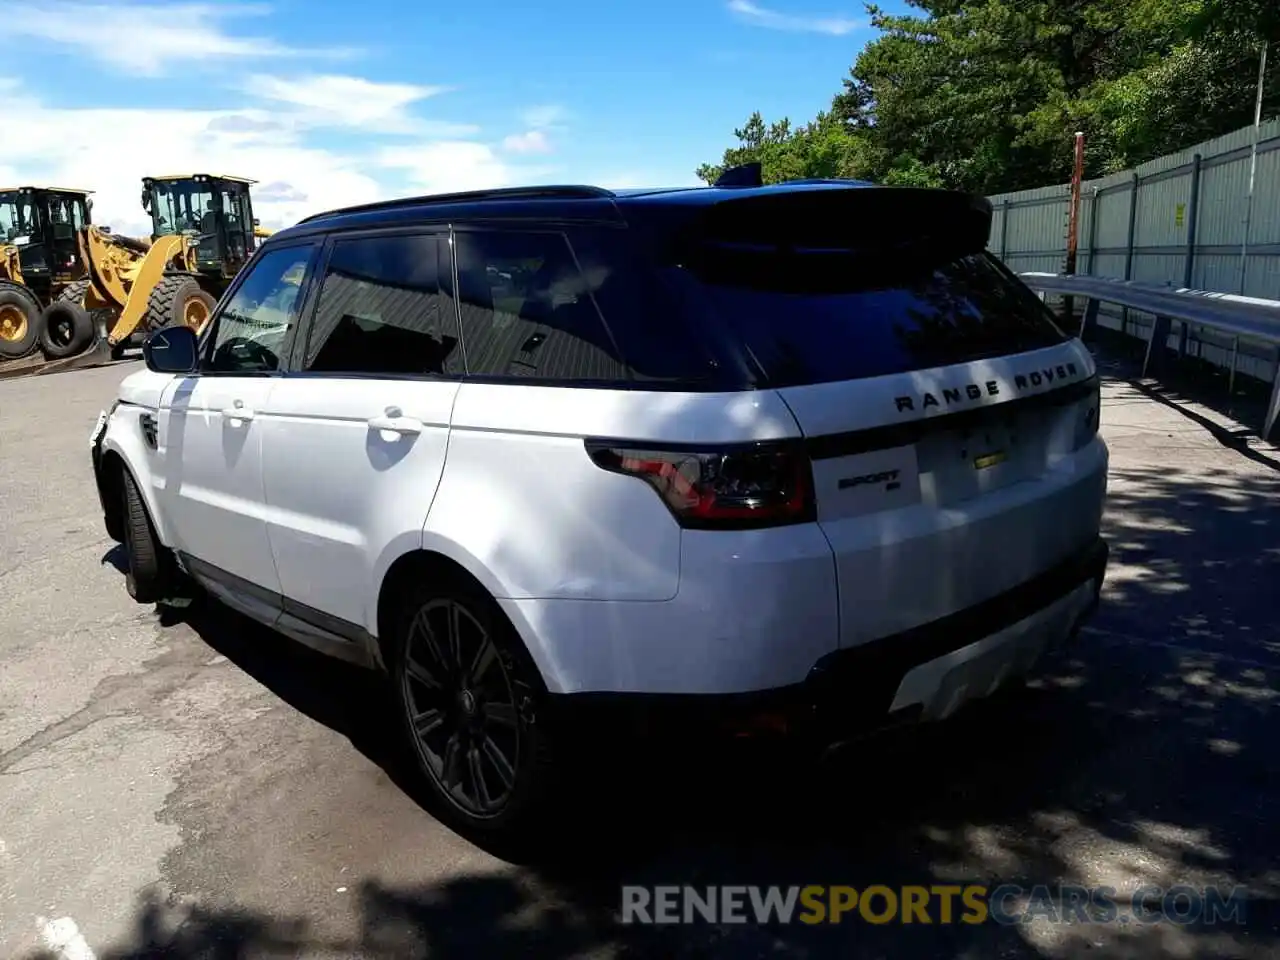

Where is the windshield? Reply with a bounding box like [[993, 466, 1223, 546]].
[[148, 180, 216, 236], [0, 192, 39, 243]]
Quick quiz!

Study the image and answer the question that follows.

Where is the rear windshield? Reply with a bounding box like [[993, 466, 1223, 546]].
[[665, 248, 1069, 388]]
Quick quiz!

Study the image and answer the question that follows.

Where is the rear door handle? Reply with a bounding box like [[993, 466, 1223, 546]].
[[221, 401, 254, 423], [368, 406, 423, 436]]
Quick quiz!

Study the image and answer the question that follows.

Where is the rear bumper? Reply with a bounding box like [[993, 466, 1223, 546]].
[[547, 537, 1108, 744]]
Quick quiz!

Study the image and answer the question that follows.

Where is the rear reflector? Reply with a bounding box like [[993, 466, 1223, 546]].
[[585, 439, 815, 529]]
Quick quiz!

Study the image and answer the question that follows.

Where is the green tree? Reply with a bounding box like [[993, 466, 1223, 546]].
[[699, 0, 1278, 194]]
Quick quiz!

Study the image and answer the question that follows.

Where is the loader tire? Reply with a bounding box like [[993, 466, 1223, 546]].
[[40, 281, 97, 359], [143, 275, 216, 338], [0, 281, 42, 359]]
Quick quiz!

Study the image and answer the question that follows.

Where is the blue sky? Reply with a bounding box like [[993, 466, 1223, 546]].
[[0, 0, 907, 234]]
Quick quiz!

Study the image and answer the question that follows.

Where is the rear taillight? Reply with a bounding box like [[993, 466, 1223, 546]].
[[585, 439, 815, 530]]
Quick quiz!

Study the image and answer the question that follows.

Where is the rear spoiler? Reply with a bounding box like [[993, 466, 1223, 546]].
[[687, 185, 993, 255]]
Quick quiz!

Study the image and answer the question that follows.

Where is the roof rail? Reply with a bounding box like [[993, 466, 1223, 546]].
[[297, 185, 617, 224]]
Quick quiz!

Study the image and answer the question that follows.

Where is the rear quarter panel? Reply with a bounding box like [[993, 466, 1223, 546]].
[[424, 382, 802, 601]]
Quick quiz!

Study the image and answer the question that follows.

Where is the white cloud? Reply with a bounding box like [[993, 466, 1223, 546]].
[[521, 105, 570, 130], [726, 0, 860, 35], [378, 142, 517, 195], [0, 2, 353, 77], [1, 83, 383, 236], [501, 130, 552, 154], [245, 74, 474, 134]]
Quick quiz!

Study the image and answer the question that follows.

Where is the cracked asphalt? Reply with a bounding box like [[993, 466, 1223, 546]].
[[1, 351, 1278, 959]]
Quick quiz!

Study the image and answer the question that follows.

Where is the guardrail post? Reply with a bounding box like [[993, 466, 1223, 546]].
[[1081, 297, 1100, 339], [1142, 315, 1173, 377], [1266, 355, 1280, 443]]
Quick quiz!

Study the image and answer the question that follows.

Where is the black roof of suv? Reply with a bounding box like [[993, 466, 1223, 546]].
[[274, 178, 989, 241]]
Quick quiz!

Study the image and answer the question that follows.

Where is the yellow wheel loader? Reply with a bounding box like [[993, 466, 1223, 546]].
[[0, 185, 93, 361], [54, 173, 269, 361]]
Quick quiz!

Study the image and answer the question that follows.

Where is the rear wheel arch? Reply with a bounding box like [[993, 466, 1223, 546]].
[[374, 550, 549, 693]]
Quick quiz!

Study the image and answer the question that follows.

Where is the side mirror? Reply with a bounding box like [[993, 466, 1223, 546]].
[[143, 325, 199, 374]]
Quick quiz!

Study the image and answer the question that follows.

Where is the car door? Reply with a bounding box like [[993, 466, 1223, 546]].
[[161, 241, 320, 617], [260, 229, 462, 639]]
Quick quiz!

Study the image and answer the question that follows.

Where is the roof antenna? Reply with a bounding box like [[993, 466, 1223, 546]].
[[714, 162, 763, 188]]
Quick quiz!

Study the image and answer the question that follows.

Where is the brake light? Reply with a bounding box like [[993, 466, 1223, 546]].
[[585, 439, 815, 529]]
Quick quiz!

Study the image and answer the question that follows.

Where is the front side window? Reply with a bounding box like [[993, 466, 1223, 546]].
[[453, 230, 627, 383], [206, 245, 315, 373], [303, 232, 462, 376]]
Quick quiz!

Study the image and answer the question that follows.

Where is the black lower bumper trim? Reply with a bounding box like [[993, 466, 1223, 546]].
[[547, 537, 1109, 743]]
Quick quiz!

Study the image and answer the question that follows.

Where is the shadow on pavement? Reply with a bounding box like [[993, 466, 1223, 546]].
[[43, 374, 1280, 959]]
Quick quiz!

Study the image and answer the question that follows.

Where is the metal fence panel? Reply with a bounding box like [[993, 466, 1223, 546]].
[[989, 119, 1280, 300]]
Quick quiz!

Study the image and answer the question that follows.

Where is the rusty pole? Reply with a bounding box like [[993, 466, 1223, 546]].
[[1062, 131, 1085, 324]]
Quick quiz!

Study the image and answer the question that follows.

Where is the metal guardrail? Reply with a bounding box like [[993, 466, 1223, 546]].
[[1019, 272, 1280, 443]]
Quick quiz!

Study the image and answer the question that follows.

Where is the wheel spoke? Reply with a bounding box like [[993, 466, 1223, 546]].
[[411, 707, 445, 739], [447, 604, 465, 674], [467, 748, 491, 808], [468, 635, 497, 685], [441, 733, 462, 789], [485, 701, 518, 729], [480, 735, 516, 792], [404, 655, 442, 691], [411, 609, 451, 680]]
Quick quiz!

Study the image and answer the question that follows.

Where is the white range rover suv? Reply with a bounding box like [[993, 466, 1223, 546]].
[[90, 176, 1109, 839]]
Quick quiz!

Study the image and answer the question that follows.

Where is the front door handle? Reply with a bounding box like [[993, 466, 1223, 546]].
[[368, 406, 423, 436], [221, 401, 254, 424]]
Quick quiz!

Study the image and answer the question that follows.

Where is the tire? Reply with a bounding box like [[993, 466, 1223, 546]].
[[0, 281, 42, 359], [143, 275, 216, 337], [40, 281, 96, 359], [119, 467, 173, 604], [388, 570, 562, 843]]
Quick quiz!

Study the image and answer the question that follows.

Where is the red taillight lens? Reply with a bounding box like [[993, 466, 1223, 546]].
[[585, 439, 815, 529]]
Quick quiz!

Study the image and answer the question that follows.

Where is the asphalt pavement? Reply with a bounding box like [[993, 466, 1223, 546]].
[[1, 351, 1278, 959]]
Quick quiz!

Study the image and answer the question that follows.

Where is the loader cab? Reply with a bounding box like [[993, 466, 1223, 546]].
[[141, 174, 258, 282], [0, 186, 91, 298]]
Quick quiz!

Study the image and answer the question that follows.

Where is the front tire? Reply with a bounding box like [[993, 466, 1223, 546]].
[[388, 572, 560, 841], [120, 467, 173, 604], [144, 275, 216, 337], [0, 281, 42, 359]]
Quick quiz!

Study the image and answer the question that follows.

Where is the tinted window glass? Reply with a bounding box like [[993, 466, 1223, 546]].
[[304, 233, 461, 376], [565, 226, 722, 384], [669, 250, 1067, 387], [454, 230, 627, 382], [207, 244, 314, 373]]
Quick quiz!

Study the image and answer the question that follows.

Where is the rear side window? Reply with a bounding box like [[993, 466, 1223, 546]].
[[562, 226, 723, 385], [453, 230, 627, 382], [303, 233, 462, 376], [669, 251, 1068, 387]]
